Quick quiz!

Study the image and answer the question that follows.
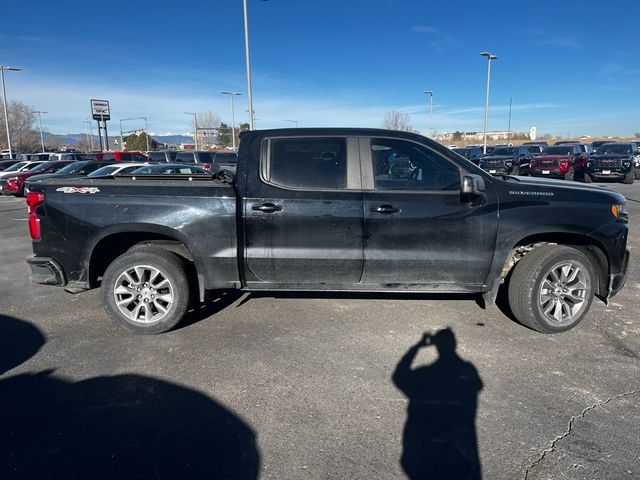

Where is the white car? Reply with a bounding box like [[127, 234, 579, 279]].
[[0, 161, 46, 179], [87, 163, 149, 177]]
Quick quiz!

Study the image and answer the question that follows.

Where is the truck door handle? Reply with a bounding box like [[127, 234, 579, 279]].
[[252, 202, 282, 213], [371, 204, 400, 214]]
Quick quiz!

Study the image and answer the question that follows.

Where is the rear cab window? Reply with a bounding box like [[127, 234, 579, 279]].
[[265, 137, 349, 190]]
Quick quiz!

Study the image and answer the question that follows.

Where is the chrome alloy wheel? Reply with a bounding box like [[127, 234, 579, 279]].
[[113, 265, 174, 324], [538, 261, 588, 326]]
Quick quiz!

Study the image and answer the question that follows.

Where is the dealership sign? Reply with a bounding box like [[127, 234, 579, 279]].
[[90, 99, 110, 121]]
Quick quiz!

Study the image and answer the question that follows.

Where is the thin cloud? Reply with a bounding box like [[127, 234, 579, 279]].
[[412, 25, 457, 54], [527, 29, 582, 48]]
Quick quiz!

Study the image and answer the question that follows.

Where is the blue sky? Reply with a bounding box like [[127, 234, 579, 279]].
[[1, 0, 639, 137]]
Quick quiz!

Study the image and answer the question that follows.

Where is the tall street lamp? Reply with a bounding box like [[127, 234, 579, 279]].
[[84, 119, 94, 151], [184, 112, 198, 150], [283, 119, 298, 128], [242, 0, 265, 130], [221, 91, 242, 151], [33, 110, 47, 153], [1, 66, 21, 159], [480, 52, 498, 154], [424, 91, 433, 137]]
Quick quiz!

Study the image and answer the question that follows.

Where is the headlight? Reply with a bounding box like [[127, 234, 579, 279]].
[[587, 162, 591, 168], [504, 160, 513, 166], [623, 161, 630, 167], [611, 203, 626, 218]]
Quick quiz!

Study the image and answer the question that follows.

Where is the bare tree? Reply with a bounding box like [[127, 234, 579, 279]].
[[46, 135, 66, 151], [75, 137, 91, 152], [0, 99, 39, 152], [196, 111, 222, 148], [382, 110, 413, 132]]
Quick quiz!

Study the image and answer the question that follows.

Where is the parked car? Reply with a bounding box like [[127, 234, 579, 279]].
[[478, 146, 532, 175], [84, 151, 149, 162], [24, 160, 116, 192], [212, 151, 239, 173], [0, 159, 23, 171], [47, 153, 85, 161], [585, 143, 637, 184], [528, 145, 586, 181], [554, 140, 580, 145], [130, 164, 209, 175], [145, 151, 178, 163], [172, 151, 215, 170], [25, 127, 629, 335], [0, 161, 75, 196], [0, 161, 46, 179], [87, 163, 150, 177], [523, 141, 549, 149], [451, 147, 484, 165], [591, 140, 614, 150], [523, 145, 544, 156]]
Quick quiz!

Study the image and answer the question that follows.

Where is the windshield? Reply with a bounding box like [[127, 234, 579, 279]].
[[3, 161, 28, 172], [87, 165, 119, 177], [491, 147, 516, 156], [543, 147, 573, 155], [597, 144, 633, 155], [214, 153, 238, 163], [55, 161, 90, 174], [29, 161, 60, 173]]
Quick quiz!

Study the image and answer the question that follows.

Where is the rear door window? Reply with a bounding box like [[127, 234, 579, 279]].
[[267, 137, 347, 189], [175, 152, 195, 163]]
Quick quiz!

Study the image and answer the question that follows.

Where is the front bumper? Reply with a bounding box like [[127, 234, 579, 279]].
[[530, 168, 565, 178], [608, 249, 630, 299], [26, 255, 66, 286], [589, 169, 627, 179], [481, 166, 511, 175]]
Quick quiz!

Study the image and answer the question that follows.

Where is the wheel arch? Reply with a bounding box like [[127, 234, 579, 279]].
[[86, 224, 205, 300]]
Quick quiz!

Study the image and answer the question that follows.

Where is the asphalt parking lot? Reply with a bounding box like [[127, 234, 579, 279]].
[[1, 182, 639, 480]]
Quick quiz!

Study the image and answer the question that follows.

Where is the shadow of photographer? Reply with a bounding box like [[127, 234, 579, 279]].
[[0, 314, 260, 479], [393, 328, 483, 480]]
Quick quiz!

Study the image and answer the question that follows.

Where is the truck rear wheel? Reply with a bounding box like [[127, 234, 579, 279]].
[[101, 248, 190, 334], [507, 245, 595, 333]]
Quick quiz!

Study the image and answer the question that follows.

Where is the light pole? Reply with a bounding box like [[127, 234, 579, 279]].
[[33, 110, 47, 153], [139, 117, 149, 151], [283, 119, 298, 128], [480, 52, 498, 154], [185, 112, 198, 150], [424, 91, 433, 137], [221, 91, 242, 151], [84, 119, 94, 151], [0, 66, 21, 159], [243, 0, 259, 130]]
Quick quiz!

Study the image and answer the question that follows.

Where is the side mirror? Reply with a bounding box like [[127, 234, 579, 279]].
[[462, 174, 485, 196]]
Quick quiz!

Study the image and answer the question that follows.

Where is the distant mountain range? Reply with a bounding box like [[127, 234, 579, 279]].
[[43, 132, 194, 147]]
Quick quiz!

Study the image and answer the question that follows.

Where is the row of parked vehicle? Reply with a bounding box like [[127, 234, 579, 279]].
[[0, 149, 238, 196], [452, 140, 640, 184]]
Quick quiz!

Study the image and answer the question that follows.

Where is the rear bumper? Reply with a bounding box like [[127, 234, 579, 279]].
[[26, 255, 66, 286], [608, 249, 630, 299]]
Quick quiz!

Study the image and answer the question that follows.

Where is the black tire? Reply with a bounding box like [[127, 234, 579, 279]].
[[564, 167, 575, 181], [101, 248, 190, 334], [507, 245, 595, 333], [634, 168, 640, 180], [584, 172, 593, 183], [624, 169, 635, 184]]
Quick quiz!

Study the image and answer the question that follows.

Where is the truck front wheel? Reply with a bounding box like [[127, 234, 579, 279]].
[[101, 248, 190, 334], [507, 245, 595, 333], [624, 169, 635, 184]]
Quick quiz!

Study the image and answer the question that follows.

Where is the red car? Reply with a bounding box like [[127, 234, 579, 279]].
[[0, 160, 76, 196], [84, 151, 149, 162], [528, 144, 587, 181]]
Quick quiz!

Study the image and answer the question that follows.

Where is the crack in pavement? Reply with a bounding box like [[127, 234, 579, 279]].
[[519, 389, 640, 480]]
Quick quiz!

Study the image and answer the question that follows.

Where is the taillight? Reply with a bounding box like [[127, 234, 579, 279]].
[[26, 192, 45, 241], [6, 177, 19, 190]]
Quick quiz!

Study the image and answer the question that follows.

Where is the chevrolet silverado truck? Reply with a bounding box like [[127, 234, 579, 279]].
[[585, 142, 637, 184], [25, 128, 629, 334]]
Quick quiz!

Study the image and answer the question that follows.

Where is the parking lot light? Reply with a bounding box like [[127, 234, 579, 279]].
[[32, 111, 48, 153], [480, 52, 498, 155], [184, 112, 198, 150], [1, 66, 21, 159], [424, 91, 433, 137], [221, 92, 242, 151]]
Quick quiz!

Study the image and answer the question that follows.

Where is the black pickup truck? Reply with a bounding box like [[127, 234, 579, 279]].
[[585, 142, 637, 184], [25, 128, 629, 334]]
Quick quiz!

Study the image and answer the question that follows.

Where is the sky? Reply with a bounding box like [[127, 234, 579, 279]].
[[1, 0, 639, 137]]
